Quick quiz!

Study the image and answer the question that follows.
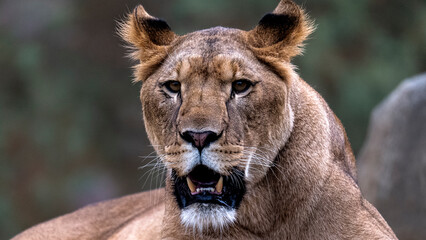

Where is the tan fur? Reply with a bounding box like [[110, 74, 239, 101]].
[[14, 1, 396, 239]]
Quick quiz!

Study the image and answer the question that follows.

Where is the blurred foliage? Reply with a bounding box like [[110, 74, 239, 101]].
[[0, 0, 425, 238]]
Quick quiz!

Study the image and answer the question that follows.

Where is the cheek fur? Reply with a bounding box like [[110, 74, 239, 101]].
[[141, 85, 180, 146], [242, 83, 287, 140]]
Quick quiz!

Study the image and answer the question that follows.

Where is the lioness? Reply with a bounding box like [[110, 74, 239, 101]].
[[14, 1, 397, 239]]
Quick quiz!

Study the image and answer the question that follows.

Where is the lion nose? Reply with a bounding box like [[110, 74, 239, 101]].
[[181, 131, 220, 152]]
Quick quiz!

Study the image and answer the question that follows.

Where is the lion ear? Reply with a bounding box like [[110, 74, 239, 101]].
[[119, 5, 177, 82], [247, 0, 314, 61]]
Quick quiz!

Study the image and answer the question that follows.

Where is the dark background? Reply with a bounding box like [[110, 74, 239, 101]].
[[1, 0, 425, 238]]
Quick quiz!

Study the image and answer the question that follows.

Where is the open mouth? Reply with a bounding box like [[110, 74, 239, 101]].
[[172, 165, 246, 210]]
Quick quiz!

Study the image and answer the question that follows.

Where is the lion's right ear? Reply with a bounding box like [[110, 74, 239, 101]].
[[118, 5, 176, 82]]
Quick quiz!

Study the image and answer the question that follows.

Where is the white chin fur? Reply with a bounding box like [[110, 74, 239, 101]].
[[180, 203, 236, 233]]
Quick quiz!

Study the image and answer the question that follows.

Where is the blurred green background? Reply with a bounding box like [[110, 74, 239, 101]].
[[1, 0, 425, 238]]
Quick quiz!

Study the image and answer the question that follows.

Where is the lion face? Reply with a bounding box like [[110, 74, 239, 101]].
[[140, 28, 294, 230], [120, 0, 313, 233]]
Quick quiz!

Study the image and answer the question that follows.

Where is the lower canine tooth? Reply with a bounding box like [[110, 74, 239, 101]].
[[215, 176, 223, 193], [186, 177, 196, 193]]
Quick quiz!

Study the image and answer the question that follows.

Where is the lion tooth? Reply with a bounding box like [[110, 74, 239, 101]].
[[186, 177, 196, 193], [215, 176, 223, 193]]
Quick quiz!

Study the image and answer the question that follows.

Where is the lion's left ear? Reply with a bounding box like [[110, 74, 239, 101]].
[[247, 0, 314, 61], [119, 5, 177, 82]]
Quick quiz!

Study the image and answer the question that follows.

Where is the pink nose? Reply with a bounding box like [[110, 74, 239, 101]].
[[181, 131, 219, 152]]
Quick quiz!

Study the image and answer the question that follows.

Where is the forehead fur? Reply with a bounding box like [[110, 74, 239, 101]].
[[172, 27, 247, 57], [159, 27, 263, 81]]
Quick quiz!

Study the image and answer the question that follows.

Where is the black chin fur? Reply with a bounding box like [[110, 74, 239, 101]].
[[172, 167, 246, 210]]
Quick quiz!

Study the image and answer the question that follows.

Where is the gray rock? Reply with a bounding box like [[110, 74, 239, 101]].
[[358, 73, 426, 240]]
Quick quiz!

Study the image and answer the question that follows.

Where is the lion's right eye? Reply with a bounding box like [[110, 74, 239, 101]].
[[164, 81, 181, 94]]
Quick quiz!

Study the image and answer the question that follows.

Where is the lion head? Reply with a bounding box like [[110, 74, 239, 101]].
[[120, 0, 314, 233]]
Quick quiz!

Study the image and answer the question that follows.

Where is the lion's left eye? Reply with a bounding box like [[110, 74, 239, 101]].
[[232, 79, 253, 95]]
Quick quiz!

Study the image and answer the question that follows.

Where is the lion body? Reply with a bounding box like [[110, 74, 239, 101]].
[[13, 189, 164, 240], [14, 1, 397, 239], [14, 78, 396, 239]]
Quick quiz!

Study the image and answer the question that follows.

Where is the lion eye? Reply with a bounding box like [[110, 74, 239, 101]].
[[164, 80, 181, 94], [232, 79, 252, 94]]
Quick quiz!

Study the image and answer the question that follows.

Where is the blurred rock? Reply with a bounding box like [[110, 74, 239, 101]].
[[358, 73, 426, 240]]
